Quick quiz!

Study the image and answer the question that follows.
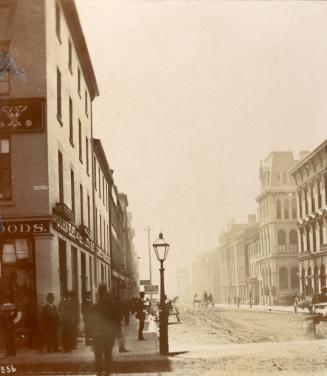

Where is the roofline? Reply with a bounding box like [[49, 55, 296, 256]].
[[93, 138, 113, 184], [289, 139, 327, 176], [60, 0, 99, 100]]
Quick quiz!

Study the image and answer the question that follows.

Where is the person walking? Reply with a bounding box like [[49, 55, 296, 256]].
[[0, 294, 19, 356], [41, 292, 60, 352], [90, 285, 118, 375], [59, 292, 76, 353], [136, 292, 146, 340], [82, 292, 94, 346]]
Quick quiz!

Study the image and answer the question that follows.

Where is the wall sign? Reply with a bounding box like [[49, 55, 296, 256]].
[[0, 97, 45, 132], [0, 220, 50, 235]]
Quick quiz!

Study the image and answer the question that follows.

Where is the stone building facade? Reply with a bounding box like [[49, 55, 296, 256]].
[[290, 140, 327, 296], [256, 152, 300, 305]]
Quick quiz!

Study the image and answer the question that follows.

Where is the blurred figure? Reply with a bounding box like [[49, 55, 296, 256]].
[[0, 294, 18, 356], [59, 291, 77, 353], [136, 292, 146, 340], [42, 292, 59, 352], [123, 300, 130, 326], [90, 285, 118, 375], [82, 291, 94, 345]]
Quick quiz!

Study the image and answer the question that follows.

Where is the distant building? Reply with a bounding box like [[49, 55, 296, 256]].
[[290, 140, 327, 296], [256, 152, 300, 305], [176, 267, 192, 303]]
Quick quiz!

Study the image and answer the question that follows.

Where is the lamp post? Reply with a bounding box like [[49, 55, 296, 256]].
[[152, 232, 170, 355]]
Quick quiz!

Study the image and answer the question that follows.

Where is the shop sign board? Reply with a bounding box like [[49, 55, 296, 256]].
[[0, 220, 50, 235], [54, 215, 94, 251], [140, 279, 151, 286], [0, 97, 46, 132], [144, 285, 159, 294]]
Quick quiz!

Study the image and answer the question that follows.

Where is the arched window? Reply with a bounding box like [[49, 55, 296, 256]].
[[321, 265, 326, 289], [276, 199, 281, 219], [284, 199, 289, 219], [291, 267, 299, 289], [314, 266, 319, 293], [307, 267, 313, 295], [289, 230, 298, 254], [278, 230, 286, 253], [279, 267, 288, 289], [291, 199, 297, 219]]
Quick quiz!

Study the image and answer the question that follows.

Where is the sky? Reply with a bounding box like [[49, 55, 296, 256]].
[[76, 0, 327, 295]]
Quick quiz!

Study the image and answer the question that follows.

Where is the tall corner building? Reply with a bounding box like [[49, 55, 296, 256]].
[[0, 0, 105, 319], [256, 152, 300, 305]]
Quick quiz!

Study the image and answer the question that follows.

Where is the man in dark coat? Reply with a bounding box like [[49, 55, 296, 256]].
[[59, 291, 77, 352], [0, 294, 18, 356], [41, 292, 59, 352], [90, 285, 119, 375], [136, 292, 146, 340]]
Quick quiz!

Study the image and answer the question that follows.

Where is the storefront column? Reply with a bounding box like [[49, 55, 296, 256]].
[[34, 234, 59, 311]]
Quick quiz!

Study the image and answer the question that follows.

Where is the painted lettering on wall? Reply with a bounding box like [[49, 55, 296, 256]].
[[0, 221, 50, 234]]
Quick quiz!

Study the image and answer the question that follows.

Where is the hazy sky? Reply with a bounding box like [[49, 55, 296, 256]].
[[76, 0, 327, 294]]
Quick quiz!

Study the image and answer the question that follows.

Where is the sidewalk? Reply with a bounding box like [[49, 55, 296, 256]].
[[0, 315, 171, 374]]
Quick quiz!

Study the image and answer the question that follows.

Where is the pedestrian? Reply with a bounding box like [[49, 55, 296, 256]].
[[59, 291, 77, 352], [0, 294, 19, 356], [135, 292, 146, 340], [41, 292, 60, 352], [294, 296, 298, 314], [89, 285, 118, 375], [123, 300, 130, 326], [82, 291, 94, 346], [113, 296, 129, 353]]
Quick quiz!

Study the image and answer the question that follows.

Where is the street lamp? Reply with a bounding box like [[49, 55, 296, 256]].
[[152, 232, 170, 355]]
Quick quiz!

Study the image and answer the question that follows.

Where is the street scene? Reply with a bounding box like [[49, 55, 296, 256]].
[[1, 0, 327, 375]]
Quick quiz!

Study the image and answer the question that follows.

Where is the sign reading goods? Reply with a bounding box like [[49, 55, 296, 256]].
[[0, 221, 50, 234]]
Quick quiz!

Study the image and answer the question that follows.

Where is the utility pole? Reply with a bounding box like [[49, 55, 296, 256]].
[[145, 226, 153, 301]]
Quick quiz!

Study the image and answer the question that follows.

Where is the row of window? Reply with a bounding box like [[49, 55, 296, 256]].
[[56, 2, 89, 114], [94, 158, 109, 211], [299, 221, 326, 253], [297, 175, 327, 218], [276, 198, 297, 220], [58, 151, 91, 228], [94, 207, 110, 252]]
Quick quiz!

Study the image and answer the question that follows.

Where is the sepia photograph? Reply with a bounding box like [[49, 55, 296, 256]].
[[0, 0, 327, 375]]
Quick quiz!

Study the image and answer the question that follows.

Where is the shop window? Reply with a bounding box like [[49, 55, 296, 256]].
[[0, 138, 11, 200], [279, 267, 288, 289], [15, 239, 29, 260], [2, 243, 16, 263]]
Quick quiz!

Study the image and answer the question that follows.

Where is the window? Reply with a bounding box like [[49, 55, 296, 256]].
[[321, 265, 326, 289], [306, 227, 310, 252], [85, 89, 88, 116], [71, 169, 75, 216], [319, 221, 324, 246], [289, 229, 298, 254], [102, 176, 105, 205], [279, 267, 288, 289], [78, 119, 82, 162], [94, 157, 97, 190], [298, 191, 302, 218], [310, 185, 315, 212], [276, 199, 281, 219], [68, 39, 72, 73], [57, 68, 62, 123], [69, 97, 73, 145], [291, 199, 297, 219], [99, 214, 102, 247], [78, 68, 81, 96], [58, 151, 64, 203], [277, 230, 286, 253], [284, 199, 289, 219], [95, 208, 98, 243], [80, 184, 84, 225], [0, 63, 10, 95], [312, 224, 317, 252], [291, 267, 299, 289], [86, 137, 89, 174], [317, 179, 322, 208], [59, 239, 67, 298], [304, 188, 308, 215], [0, 138, 11, 200], [89, 256, 93, 294], [300, 229, 304, 253], [55, 2, 61, 42], [87, 194, 91, 229]]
